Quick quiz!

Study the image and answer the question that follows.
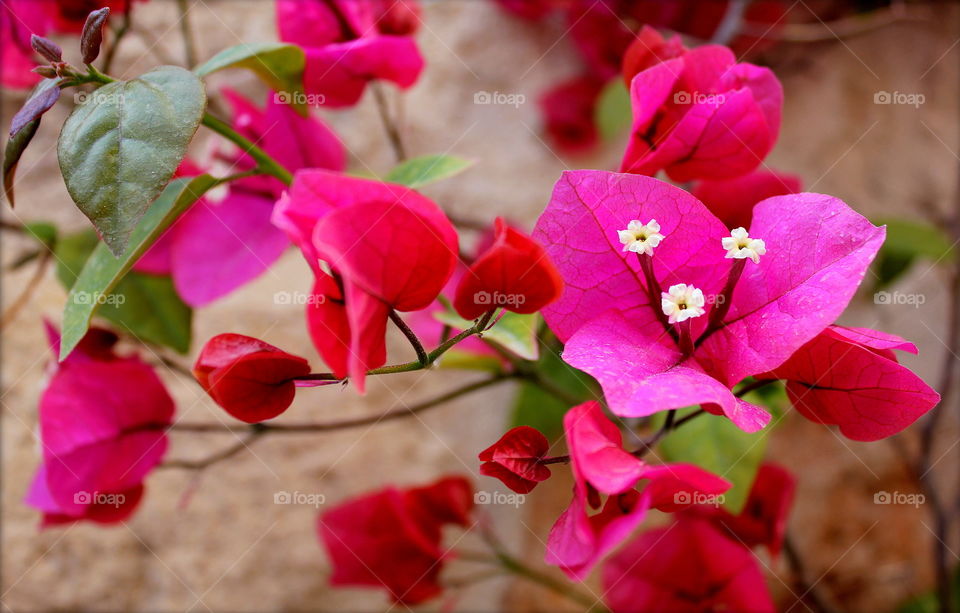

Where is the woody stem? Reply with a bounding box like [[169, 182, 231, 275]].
[[389, 309, 428, 366]]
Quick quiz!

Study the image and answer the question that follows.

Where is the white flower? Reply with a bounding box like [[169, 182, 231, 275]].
[[721, 227, 766, 264], [618, 219, 665, 256], [661, 283, 706, 324]]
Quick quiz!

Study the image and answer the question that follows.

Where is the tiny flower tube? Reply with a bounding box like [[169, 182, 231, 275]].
[[453, 217, 563, 320], [478, 426, 551, 494], [193, 334, 311, 423]]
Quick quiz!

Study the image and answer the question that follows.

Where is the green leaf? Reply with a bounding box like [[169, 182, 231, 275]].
[[595, 78, 632, 141], [59, 175, 217, 359], [434, 311, 539, 360], [58, 66, 206, 255], [437, 349, 504, 373], [873, 218, 954, 289], [656, 409, 768, 513], [195, 43, 305, 111], [23, 221, 57, 249], [3, 118, 40, 207], [510, 349, 597, 439], [385, 155, 474, 188]]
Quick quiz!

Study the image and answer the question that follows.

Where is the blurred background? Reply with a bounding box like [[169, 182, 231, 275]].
[[2, 0, 959, 610]]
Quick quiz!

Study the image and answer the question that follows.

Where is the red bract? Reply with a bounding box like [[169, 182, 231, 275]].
[[318, 475, 473, 604], [274, 170, 458, 391], [25, 324, 174, 528], [620, 39, 782, 181], [602, 516, 775, 613], [453, 217, 563, 320], [193, 334, 311, 423], [276, 0, 423, 107], [692, 169, 803, 230], [479, 426, 551, 494], [621, 26, 686, 87], [539, 74, 605, 153]]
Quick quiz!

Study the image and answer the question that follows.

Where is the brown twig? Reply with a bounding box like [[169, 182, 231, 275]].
[[371, 82, 407, 163], [1, 249, 51, 330], [783, 534, 841, 613]]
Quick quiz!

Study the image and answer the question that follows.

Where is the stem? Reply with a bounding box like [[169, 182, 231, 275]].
[[495, 550, 605, 611], [783, 534, 841, 613], [102, 0, 132, 73], [638, 254, 676, 341], [159, 429, 264, 470], [171, 374, 510, 435], [176, 0, 197, 67], [734, 378, 778, 398], [0, 250, 51, 330], [699, 258, 745, 346], [201, 113, 293, 185], [371, 82, 407, 162], [389, 309, 428, 366], [710, 0, 749, 45]]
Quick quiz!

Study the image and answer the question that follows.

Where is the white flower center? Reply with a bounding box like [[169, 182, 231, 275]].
[[661, 283, 706, 324], [722, 227, 766, 264], [618, 219, 665, 256]]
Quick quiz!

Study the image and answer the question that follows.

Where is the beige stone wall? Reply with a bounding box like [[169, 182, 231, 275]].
[[2, 1, 958, 611]]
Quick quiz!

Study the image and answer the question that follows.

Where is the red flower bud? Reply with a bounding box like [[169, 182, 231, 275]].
[[193, 333, 311, 423], [479, 426, 551, 494], [80, 7, 110, 64]]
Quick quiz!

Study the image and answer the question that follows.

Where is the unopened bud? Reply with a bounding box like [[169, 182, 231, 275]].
[[30, 35, 62, 63], [80, 7, 110, 64]]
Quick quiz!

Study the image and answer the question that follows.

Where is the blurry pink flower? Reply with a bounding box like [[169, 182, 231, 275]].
[[276, 0, 424, 107], [620, 38, 782, 181], [318, 475, 473, 604], [544, 401, 730, 579], [539, 74, 605, 154], [692, 169, 802, 230], [273, 170, 458, 391], [533, 170, 904, 434], [25, 324, 174, 528], [135, 91, 345, 307], [1, 0, 50, 89], [602, 516, 775, 613]]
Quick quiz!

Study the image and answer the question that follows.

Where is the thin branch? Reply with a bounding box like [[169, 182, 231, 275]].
[[1, 250, 51, 330], [783, 534, 841, 613], [371, 82, 407, 163], [711, 0, 749, 45], [159, 430, 264, 470], [389, 309, 428, 366], [176, 0, 197, 67], [102, 0, 132, 73]]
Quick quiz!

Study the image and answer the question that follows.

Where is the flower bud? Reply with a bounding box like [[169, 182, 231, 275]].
[[80, 7, 110, 64], [30, 35, 62, 63]]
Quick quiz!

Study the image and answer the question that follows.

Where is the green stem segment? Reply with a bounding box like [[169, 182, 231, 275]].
[[200, 113, 293, 185]]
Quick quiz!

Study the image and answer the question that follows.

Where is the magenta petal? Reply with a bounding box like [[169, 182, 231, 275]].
[[697, 193, 886, 387], [564, 311, 771, 432], [262, 95, 346, 173], [565, 402, 644, 495], [342, 280, 390, 394], [639, 463, 731, 512], [827, 325, 918, 354], [170, 190, 290, 307]]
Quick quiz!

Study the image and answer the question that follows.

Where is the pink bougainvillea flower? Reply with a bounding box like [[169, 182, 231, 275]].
[[1, 0, 53, 89], [479, 425, 551, 494], [539, 74, 605, 154], [691, 462, 796, 556], [273, 170, 458, 391], [620, 38, 783, 181], [25, 324, 174, 528], [453, 217, 563, 320], [602, 516, 775, 613], [318, 475, 473, 604], [621, 25, 687, 88], [534, 170, 889, 433], [135, 91, 345, 306], [545, 401, 730, 579], [48, 0, 140, 33], [692, 169, 803, 230], [276, 0, 423, 107], [193, 333, 312, 423], [761, 325, 939, 441]]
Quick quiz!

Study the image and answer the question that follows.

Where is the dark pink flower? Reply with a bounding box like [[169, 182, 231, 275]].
[[479, 426, 551, 494], [318, 475, 473, 604], [620, 41, 782, 181], [276, 0, 424, 107], [1, 0, 50, 89], [544, 401, 730, 579], [273, 170, 458, 391], [25, 324, 174, 528], [539, 74, 605, 154], [602, 516, 775, 613], [692, 169, 803, 230]]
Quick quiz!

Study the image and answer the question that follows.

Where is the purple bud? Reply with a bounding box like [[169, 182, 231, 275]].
[[80, 7, 111, 65], [30, 35, 62, 63]]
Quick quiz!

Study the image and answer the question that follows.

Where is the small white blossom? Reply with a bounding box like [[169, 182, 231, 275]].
[[618, 219, 665, 256], [722, 227, 766, 264], [661, 283, 706, 324]]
